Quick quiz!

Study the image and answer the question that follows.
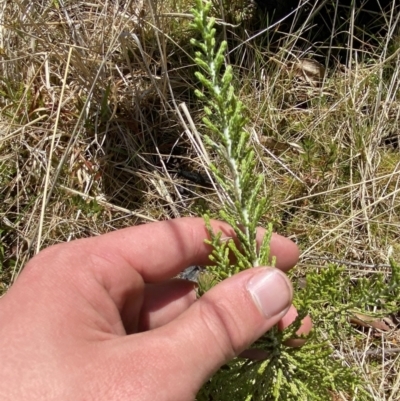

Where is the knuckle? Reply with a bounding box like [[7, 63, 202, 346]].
[[25, 244, 62, 268], [24, 242, 75, 276]]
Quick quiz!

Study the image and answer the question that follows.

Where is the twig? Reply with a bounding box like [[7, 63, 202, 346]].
[[59, 186, 157, 222], [301, 255, 391, 269], [36, 47, 73, 254], [354, 348, 400, 357]]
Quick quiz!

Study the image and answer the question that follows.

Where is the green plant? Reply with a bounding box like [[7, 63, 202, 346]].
[[190, 0, 272, 273], [71, 196, 103, 218], [190, 1, 400, 400]]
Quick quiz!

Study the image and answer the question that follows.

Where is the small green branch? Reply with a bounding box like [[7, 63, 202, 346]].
[[191, 0, 268, 268]]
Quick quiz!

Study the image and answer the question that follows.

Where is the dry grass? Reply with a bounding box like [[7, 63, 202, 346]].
[[1, 0, 400, 399]]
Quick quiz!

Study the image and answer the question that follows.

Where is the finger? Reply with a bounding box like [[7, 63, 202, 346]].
[[136, 279, 197, 333], [29, 217, 298, 283], [256, 229, 299, 271], [138, 286, 311, 339], [116, 267, 293, 394], [240, 305, 313, 360], [280, 305, 313, 347]]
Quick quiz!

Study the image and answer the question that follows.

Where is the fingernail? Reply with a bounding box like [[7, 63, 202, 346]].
[[246, 268, 292, 318]]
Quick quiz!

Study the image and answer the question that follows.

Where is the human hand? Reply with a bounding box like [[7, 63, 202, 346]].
[[0, 218, 311, 401]]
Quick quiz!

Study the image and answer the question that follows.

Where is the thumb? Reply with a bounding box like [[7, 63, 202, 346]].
[[159, 267, 293, 392]]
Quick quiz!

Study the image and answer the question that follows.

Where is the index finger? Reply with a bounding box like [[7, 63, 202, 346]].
[[50, 217, 299, 283]]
